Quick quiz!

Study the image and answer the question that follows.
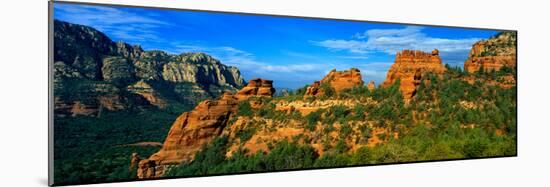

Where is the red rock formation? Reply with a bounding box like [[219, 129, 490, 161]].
[[464, 32, 517, 73], [304, 81, 322, 96], [304, 68, 364, 96], [235, 78, 275, 100], [137, 92, 238, 178], [137, 78, 275, 179], [381, 49, 446, 101], [367, 80, 376, 91]]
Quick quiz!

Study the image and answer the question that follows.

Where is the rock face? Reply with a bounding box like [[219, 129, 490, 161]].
[[101, 57, 135, 85], [137, 92, 239, 178], [381, 49, 446, 101], [304, 68, 364, 96], [136, 78, 274, 179], [367, 81, 376, 91], [464, 32, 517, 73], [126, 80, 167, 108], [235, 78, 275, 100], [53, 20, 246, 116], [161, 53, 245, 88]]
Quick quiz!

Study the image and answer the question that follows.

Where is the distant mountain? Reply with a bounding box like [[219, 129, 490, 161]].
[[53, 20, 246, 117]]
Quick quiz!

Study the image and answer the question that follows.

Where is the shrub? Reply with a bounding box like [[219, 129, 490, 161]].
[[334, 139, 349, 154], [305, 110, 323, 131], [237, 102, 253, 117], [463, 139, 488, 158], [320, 82, 335, 98], [236, 126, 257, 143]]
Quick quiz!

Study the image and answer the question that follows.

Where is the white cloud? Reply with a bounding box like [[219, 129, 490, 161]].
[[314, 26, 480, 55], [337, 56, 369, 60], [54, 4, 171, 43]]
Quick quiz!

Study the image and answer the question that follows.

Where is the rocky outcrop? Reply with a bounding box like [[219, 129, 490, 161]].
[[161, 52, 245, 89], [136, 77, 274, 178], [304, 81, 322, 96], [137, 92, 239, 178], [304, 68, 364, 96], [381, 49, 446, 101], [464, 31, 517, 73], [53, 20, 247, 116], [127, 80, 167, 108], [235, 78, 275, 100], [367, 80, 376, 91], [101, 57, 135, 84]]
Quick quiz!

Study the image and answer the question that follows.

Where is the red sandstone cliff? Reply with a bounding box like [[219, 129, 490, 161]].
[[381, 49, 446, 101], [304, 68, 364, 96], [136, 79, 274, 179], [464, 31, 517, 73]]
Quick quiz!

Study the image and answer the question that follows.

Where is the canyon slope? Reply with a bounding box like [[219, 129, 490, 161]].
[[134, 69, 394, 178], [53, 20, 246, 117], [136, 79, 276, 178]]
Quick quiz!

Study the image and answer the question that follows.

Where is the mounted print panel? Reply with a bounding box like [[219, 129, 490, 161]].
[[49, 1, 517, 186]]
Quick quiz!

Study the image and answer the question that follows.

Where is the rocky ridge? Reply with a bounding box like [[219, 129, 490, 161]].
[[54, 20, 246, 116], [464, 31, 517, 73]]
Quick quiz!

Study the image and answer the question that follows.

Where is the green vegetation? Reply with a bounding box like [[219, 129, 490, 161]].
[[305, 110, 323, 131], [53, 108, 177, 185], [237, 101, 254, 117], [236, 125, 257, 143], [319, 82, 336, 98], [165, 65, 516, 177], [168, 139, 318, 176], [55, 61, 516, 184]]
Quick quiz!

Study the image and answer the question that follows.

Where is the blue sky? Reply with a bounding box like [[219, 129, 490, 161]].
[[54, 3, 498, 89]]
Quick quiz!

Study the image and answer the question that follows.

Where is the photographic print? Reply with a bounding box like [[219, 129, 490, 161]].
[[50, 2, 517, 185]]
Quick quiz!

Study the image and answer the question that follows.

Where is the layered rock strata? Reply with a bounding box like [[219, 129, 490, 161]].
[[381, 49, 446, 101]]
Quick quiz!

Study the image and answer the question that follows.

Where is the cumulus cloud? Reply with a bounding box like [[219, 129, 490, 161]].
[[313, 40, 370, 54], [314, 26, 480, 55]]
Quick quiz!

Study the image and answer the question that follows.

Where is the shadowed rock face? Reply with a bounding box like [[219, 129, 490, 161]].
[[464, 32, 517, 73], [53, 20, 246, 116], [304, 68, 364, 96], [382, 49, 446, 101]]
